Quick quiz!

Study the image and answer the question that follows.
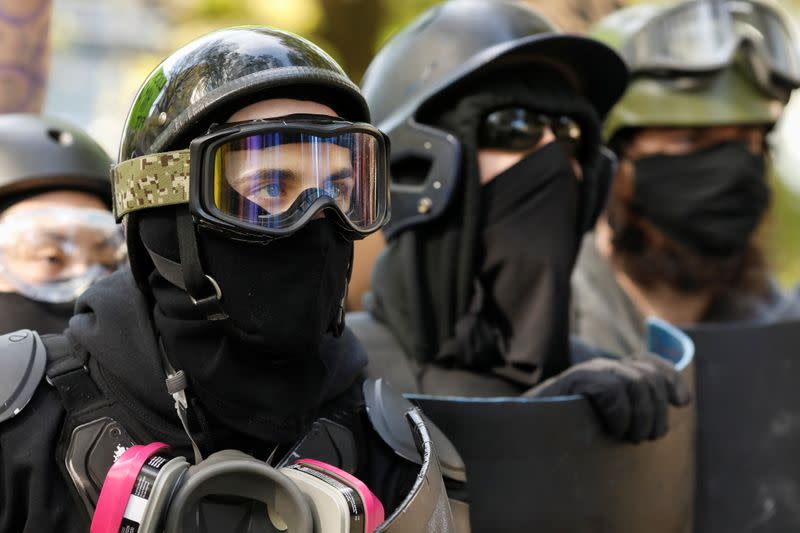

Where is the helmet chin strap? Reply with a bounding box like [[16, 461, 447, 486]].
[[331, 245, 354, 338], [142, 206, 228, 463], [142, 206, 228, 321]]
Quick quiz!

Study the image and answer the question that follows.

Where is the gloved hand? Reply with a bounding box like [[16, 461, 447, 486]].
[[528, 354, 692, 443]]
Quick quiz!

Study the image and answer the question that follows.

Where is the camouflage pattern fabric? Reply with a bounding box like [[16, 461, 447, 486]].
[[111, 149, 191, 220]]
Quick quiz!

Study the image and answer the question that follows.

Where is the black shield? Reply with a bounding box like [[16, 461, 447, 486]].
[[409, 319, 696, 533], [686, 319, 800, 533]]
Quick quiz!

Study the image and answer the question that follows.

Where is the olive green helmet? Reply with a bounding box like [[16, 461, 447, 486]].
[[591, 1, 796, 142]]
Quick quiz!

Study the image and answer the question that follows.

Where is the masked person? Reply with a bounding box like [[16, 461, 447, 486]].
[[571, 0, 800, 357], [350, 0, 691, 445], [0, 28, 464, 533], [0, 114, 124, 334]]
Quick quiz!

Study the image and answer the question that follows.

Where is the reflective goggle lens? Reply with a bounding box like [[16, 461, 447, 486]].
[[479, 108, 582, 155], [625, 0, 800, 89], [211, 131, 382, 233], [0, 207, 126, 302], [628, 2, 735, 70], [731, 1, 800, 84]]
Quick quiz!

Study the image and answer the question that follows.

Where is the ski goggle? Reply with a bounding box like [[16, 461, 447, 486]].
[[111, 118, 390, 240], [0, 207, 126, 303], [622, 0, 800, 96], [479, 108, 582, 156]]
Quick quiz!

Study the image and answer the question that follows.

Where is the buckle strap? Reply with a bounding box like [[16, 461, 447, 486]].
[[42, 334, 106, 414]]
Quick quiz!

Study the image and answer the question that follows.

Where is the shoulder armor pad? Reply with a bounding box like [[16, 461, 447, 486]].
[[0, 329, 46, 423], [363, 378, 466, 482]]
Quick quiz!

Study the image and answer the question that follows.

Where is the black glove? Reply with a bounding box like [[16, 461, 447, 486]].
[[528, 354, 692, 443]]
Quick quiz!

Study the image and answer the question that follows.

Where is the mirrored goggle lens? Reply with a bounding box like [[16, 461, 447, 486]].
[[626, 1, 737, 71], [626, 0, 800, 86], [730, 0, 800, 84], [479, 109, 582, 154], [211, 131, 384, 233], [0, 207, 126, 302]]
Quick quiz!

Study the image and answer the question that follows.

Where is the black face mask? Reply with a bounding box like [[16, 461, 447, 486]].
[[141, 216, 355, 443], [0, 293, 74, 334], [437, 143, 580, 385], [198, 220, 351, 351], [631, 141, 770, 256]]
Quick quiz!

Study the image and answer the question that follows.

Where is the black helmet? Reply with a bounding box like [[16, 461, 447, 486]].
[[0, 114, 111, 207], [361, 0, 628, 239], [119, 26, 370, 161], [118, 27, 372, 315]]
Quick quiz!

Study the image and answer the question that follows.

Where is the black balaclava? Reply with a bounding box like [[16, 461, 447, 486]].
[[628, 141, 770, 257], [370, 69, 599, 387], [138, 206, 357, 444], [0, 293, 74, 334]]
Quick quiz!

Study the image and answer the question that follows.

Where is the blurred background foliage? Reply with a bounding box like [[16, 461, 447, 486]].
[[43, 0, 800, 286]]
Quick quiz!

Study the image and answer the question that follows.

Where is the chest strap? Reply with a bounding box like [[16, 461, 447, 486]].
[[43, 333, 108, 415]]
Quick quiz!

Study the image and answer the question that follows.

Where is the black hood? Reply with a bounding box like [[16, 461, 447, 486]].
[[368, 73, 591, 386]]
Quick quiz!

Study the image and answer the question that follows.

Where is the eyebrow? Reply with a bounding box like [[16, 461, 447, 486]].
[[232, 168, 296, 187], [41, 231, 116, 248], [326, 168, 354, 181], [41, 231, 68, 243]]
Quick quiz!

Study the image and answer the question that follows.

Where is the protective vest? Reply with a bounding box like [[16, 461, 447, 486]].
[[0, 330, 467, 533]]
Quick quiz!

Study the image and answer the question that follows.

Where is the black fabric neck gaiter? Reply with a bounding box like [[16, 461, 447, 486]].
[[631, 141, 769, 256], [141, 217, 361, 444], [0, 292, 74, 334], [437, 143, 580, 385]]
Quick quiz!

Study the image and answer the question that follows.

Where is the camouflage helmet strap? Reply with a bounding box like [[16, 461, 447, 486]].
[[111, 149, 191, 221]]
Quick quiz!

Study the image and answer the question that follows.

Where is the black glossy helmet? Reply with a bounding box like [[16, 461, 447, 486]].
[[118, 27, 372, 317], [119, 27, 370, 161], [0, 114, 111, 207], [361, 0, 629, 239]]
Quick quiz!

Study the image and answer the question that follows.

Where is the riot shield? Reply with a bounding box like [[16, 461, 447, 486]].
[[408, 318, 696, 533], [685, 319, 800, 533]]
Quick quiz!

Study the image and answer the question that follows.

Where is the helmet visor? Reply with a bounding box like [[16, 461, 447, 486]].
[[209, 127, 385, 234], [0, 207, 126, 303]]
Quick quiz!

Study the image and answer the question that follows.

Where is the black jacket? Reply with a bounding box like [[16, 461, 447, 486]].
[[0, 269, 418, 533]]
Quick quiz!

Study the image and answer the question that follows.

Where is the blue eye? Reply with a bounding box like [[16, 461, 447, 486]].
[[324, 178, 352, 199], [259, 182, 281, 198], [267, 183, 280, 196]]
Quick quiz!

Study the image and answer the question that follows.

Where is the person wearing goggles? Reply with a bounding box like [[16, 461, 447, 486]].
[[352, 0, 690, 448], [572, 0, 800, 358], [0, 28, 463, 533], [0, 114, 124, 334]]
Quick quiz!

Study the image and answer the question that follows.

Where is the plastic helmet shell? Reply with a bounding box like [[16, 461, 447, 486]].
[[361, 0, 629, 129], [118, 26, 370, 161], [0, 114, 111, 206], [592, 4, 788, 142], [116, 26, 370, 289], [360, 0, 628, 239]]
